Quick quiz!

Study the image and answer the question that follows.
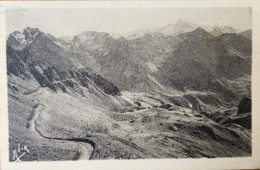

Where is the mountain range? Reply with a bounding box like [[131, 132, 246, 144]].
[[7, 20, 252, 160], [7, 20, 252, 109]]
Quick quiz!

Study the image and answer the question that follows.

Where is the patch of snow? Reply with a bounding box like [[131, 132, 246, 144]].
[[11, 32, 27, 45]]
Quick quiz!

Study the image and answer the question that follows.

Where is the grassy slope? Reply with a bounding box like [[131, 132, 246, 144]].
[[8, 76, 251, 161], [8, 77, 82, 161]]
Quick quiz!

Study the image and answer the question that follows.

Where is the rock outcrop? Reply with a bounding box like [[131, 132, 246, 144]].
[[237, 98, 251, 115]]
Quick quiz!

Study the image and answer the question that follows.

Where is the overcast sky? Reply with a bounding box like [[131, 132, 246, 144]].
[[6, 8, 251, 37]]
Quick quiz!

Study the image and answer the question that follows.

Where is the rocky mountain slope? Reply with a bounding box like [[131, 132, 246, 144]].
[[7, 28, 121, 105], [159, 28, 251, 88], [157, 28, 251, 111]]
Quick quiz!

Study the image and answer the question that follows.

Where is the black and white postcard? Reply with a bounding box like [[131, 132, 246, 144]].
[[1, 1, 260, 170]]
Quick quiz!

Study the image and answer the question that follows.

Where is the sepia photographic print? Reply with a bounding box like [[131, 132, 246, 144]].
[[1, 1, 260, 170]]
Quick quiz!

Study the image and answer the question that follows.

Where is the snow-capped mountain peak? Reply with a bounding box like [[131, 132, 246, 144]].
[[7, 27, 42, 51], [156, 20, 198, 36]]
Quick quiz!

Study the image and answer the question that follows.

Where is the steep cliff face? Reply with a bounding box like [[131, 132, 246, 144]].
[[7, 47, 31, 78]]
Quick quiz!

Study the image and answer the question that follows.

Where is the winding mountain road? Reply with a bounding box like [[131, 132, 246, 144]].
[[26, 89, 95, 160]]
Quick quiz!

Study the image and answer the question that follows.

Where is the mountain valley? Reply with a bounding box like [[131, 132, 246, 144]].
[[7, 21, 252, 161]]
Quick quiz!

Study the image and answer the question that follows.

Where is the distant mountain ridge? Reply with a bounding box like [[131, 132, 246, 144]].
[[210, 26, 236, 36], [155, 20, 198, 36], [126, 20, 241, 39]]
